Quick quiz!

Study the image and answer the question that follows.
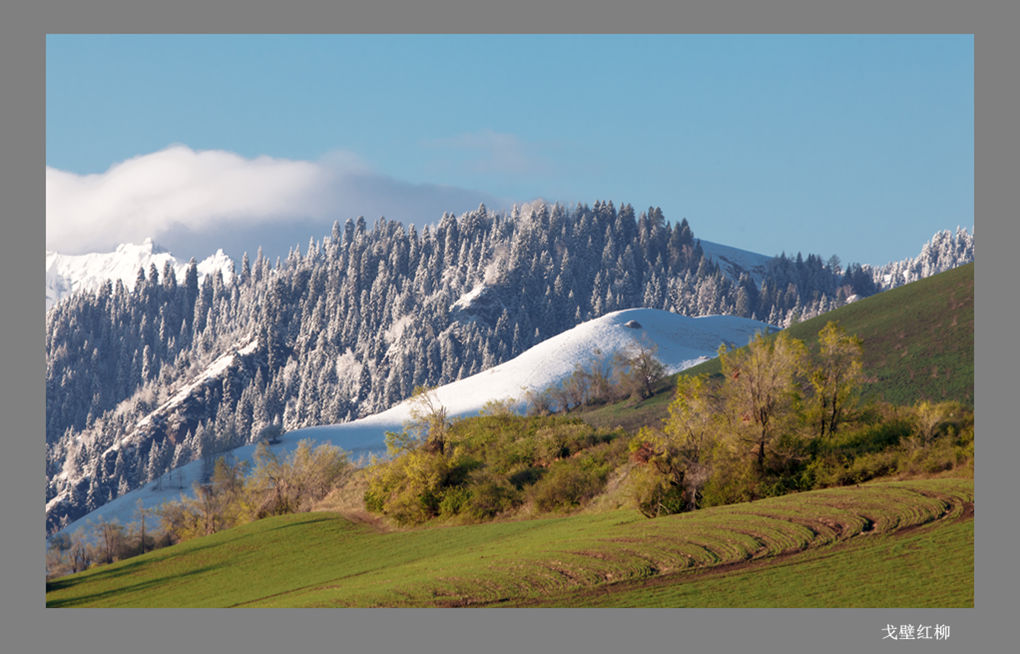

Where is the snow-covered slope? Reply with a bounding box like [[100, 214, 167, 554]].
[[45, 338, 261, 526], [46, 238, 234, 310], [699, 239, 773, 285], [55, 308, 773, 537]]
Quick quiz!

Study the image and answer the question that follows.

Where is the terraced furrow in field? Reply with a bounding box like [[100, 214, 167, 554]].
[[462, 480, 972, 607], [46, 478, 973, 608], [361, 480, 971, 607]]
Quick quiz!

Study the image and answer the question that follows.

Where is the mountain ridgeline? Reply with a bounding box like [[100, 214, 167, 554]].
[[44, 201, 972, 533]]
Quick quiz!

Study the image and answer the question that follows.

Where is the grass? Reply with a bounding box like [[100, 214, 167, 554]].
[[581, 263, 973, 432], [535, 516, 973, 607], [785, 262, 974, 407], [46, 477, 972, 608]]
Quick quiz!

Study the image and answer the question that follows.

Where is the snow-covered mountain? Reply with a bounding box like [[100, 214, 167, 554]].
[[54, 307, 773, 537], [46, 238, 235, 310], [45, 206, 974, 537]]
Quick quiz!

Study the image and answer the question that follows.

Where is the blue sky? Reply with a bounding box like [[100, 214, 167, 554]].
[[46, 34, 973, 265]]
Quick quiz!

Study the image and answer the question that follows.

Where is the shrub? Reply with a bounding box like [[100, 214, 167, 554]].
[[530, 456, 609, 513], [462, 474, 520, 521], [817, 416, 913, 457], [248, 440, 350, 519], [628, 464, 686, 518], [537, 423, 613, 464], [479, 397, 518, 416], [613, 345, 666, 401], [363, 449, 451, 525], [699, 449, 759, 507], [437, 486, 471, 518]]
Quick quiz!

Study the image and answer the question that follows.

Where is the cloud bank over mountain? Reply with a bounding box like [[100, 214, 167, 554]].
[[46, 145, 503, 261]]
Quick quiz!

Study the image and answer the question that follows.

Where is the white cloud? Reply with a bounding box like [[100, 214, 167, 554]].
[[46, 145, 500, 258], [47, 146, 328, 253]]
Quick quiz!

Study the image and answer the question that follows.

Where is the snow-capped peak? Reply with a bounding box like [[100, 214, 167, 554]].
[[46, 240, 235, 311], [114, 236, 166, 255]]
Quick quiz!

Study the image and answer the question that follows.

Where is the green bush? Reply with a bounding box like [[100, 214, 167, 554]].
[[363, 449, 453, 525], [462, 475, 520, 521], [530, 457, 609, 513], [700, 452, 758, 507], [628, 464, 686, 518], [537, 423, 614, 463], [795, 408, 974, 490], [364, 414, 625, 524], [437, 486, 471, 518], [899, 433, 971, 476], [814, 416, 912, 458]]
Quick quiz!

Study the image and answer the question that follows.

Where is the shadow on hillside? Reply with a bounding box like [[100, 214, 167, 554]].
[[46, 564, 222, 607]]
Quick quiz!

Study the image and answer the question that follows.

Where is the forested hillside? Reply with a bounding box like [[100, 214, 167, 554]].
[[45, 201, 972, 533]]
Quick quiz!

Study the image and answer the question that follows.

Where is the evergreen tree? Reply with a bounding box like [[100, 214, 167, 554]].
[[44, 202, 972, 531]]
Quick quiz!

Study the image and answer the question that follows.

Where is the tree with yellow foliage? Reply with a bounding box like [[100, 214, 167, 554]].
[[719, 331, 808, 474], [809, 321, 864, 439], [629, 374, 722, 515]]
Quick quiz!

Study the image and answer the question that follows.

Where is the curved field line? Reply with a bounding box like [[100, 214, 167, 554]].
[[351, 480, 975, 607], [47, 478, 973, 608], [459, 480, 972, 607], [312, 480, 971, 607]]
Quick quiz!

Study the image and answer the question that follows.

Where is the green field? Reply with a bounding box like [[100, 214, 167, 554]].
[[582, 263, 974, 432], [524, 506, 973, 607], [46, 476, 972, 608]]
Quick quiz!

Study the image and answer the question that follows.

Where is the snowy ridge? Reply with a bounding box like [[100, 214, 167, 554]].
[[55, 308, 773, 537], [135, 339, 259, 431], [46, 238, 234, 310], [46, 338, 260, 517], [698, 239, 773, 285]]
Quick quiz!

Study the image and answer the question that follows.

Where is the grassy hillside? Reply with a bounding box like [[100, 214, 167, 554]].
[[526, 511, 973, 607], [582, 263, 973, 432], [787, 262, 973, 406], [46, 476, 972, 608]]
